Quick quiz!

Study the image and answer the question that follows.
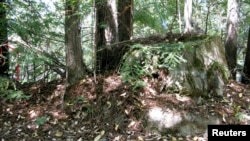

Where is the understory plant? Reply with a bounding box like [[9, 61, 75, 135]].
[[0, 77, 30, 101], [121, 43, 187, 90]]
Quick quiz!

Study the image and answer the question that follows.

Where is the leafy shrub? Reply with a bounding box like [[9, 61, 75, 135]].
[[0, 77, 30, 101], [121, 43, 186, 89], [35, 116, 48, 126]]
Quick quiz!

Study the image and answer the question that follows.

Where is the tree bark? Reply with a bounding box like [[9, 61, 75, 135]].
[[95, 0, 118, 72], [225, 0, 239, 80], [95, 0, 118, 46], [0, 0, 8, 77], [118, 0, 133, 41], [176, 0, 182, 33], [242, 27, 250, 84], [205, 4, 210, 35], [65, 0, 86, 85], [184, 0, 192, 33]]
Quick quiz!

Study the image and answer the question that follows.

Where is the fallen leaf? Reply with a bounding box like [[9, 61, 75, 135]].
[[77, 138, 83, 141], [222, 114, 226, 122], [239, 93, 243, 98], [125, 109, 129, 115], [128, 120, 136, 128], [171, 137, 177, 141], [137, 136, 143, 141], [94, 130, 105, 141], [55, 131, 63, 137], [106, 101, 111, 109], [32, 131, 38, 137], [178, 137, 184, 140], [193, 136, 198, 141], [222, 98, 230, 103], [120, 92, 127, 97], [79, 79, 86, 84], [115, 123, 119, 131]]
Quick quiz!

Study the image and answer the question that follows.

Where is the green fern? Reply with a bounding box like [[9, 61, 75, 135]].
[[121, 43, 187, 89], [0, 77, 30, 101]]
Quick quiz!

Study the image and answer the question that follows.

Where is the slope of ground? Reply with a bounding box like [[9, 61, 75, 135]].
[[0, 73, 250, 141]]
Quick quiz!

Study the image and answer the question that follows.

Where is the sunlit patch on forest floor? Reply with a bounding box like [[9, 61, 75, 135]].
[[1, 73, 250, 141]]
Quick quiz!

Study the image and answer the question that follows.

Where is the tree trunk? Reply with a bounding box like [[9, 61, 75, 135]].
[[118, 0, 133, 41], [184, 0, 192, 33], [225, 0, 239, 80], [0, 0, 8, 77], [242, 27, 250, 84], [95, 0, 118, 72], [176, 0, 182, 33], [65, 0, 86, 85], [205, 4, 210, 35]]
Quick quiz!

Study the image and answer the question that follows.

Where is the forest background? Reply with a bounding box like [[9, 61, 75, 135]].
[[0, 0, 249, 84], [1, 0, 250, 140]]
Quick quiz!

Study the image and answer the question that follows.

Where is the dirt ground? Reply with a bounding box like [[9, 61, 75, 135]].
[[1, 73, 250, 141]]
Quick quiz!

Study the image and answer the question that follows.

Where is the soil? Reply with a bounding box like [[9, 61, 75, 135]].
[[1, 73, 250, 141]]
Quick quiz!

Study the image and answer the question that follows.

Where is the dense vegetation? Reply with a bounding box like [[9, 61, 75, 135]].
[[0, 0, 250, 140]]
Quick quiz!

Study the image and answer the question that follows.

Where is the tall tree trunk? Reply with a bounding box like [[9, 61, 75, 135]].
[[65, 0, 86, 85], [95, 0, 118, 47], [204, 4, 210, 35], [118, 0, 133, 41], [242, 27, 250, 84], [184, 0, 192, 33], [225, 0, 239, 80], [176, 0, 182, 33], [0, 0, 8, 77], [95, 0, 118, 72]]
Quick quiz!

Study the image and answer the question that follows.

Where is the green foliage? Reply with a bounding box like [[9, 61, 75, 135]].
[[7, 0, 95, 82], [121, 43, 187, 89], [35, 116, 48, 126], [134, 0, 182, 35], [0, 77, 10, 90], [73, 96, 86, 103], [5, 0, 250, 84], [233, 105, 246, 122], [1, 90, 30, 101], [0, 77, 30, 101], [235, 112, 245, 122], [7, 0, 66, 82], [134, 8, 161, 32]]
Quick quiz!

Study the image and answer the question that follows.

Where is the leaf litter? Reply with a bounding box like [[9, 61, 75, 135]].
[[0, 73, 250, 141]]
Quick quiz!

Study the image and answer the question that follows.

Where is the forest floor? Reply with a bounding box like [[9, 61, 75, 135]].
[[1, 73, 250, 141]]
